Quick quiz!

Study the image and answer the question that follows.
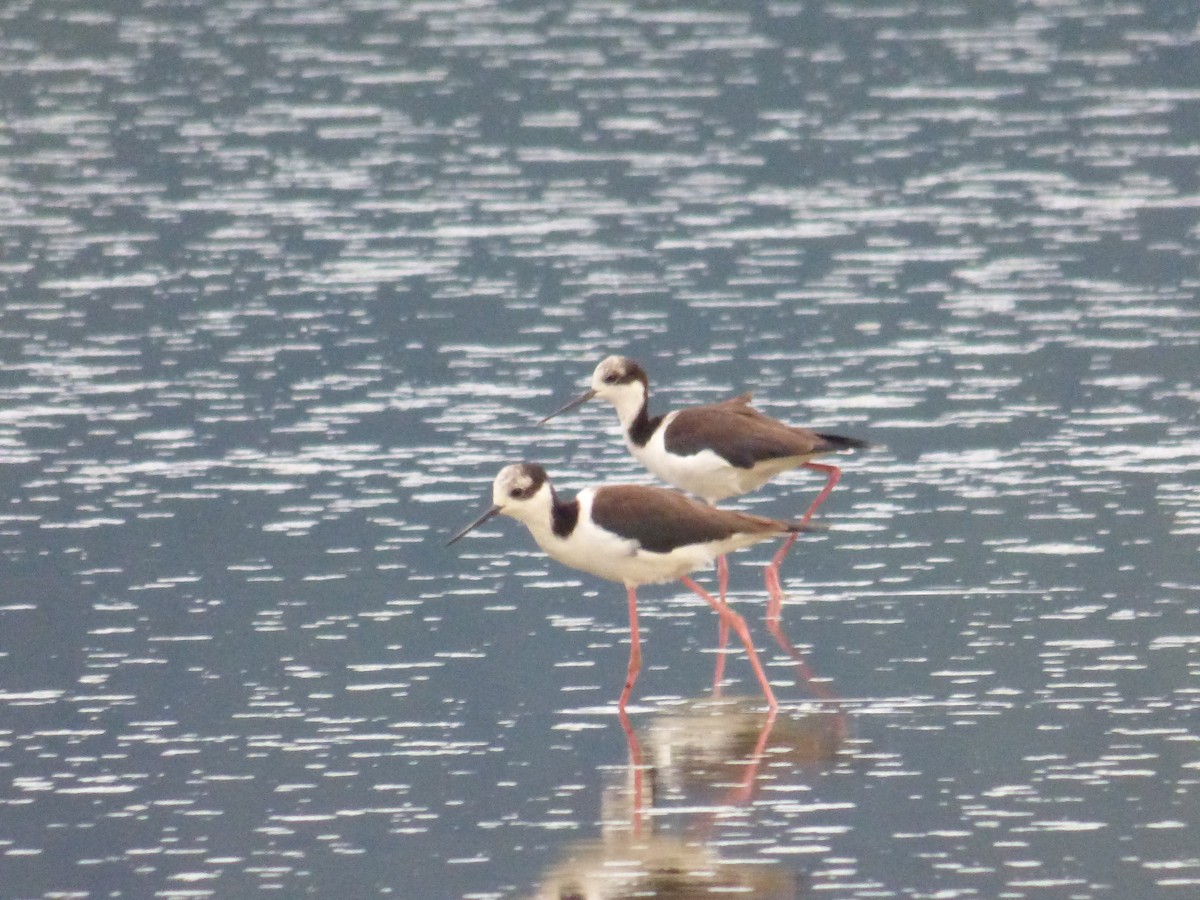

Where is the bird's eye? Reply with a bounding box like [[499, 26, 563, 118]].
[[509, 487, 523, 498], [603, 373, 618, 384]]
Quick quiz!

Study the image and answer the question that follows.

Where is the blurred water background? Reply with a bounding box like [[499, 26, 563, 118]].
[[1, 0, 1198, 897]]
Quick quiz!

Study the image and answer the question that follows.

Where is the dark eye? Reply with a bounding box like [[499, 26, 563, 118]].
[[603, 372, 619, 384], [509, 487, 523, 498]]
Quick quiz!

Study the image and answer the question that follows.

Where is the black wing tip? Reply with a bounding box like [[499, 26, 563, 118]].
[[816, 432, 871, 452], [788, 519, 829, 533]]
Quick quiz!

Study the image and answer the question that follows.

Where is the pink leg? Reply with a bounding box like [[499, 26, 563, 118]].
[[764, 532, 797, 613], [764, 462, 843, 607], [712, 554, 730, 694], [680, 575, 777, 711], [800, 461, 842, 524], [618, 585, 642, 712]]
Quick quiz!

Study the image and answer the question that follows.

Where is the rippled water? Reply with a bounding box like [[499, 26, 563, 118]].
[[2, 0, 1198, 897]]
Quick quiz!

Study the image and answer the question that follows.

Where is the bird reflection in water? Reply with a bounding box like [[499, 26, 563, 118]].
[[530, 694, 847, 899]]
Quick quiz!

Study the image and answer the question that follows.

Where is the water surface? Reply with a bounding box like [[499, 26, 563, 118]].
[[1, 0, 1198, 897]]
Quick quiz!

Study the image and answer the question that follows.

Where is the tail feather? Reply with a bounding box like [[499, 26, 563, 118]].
[[732, 509, 826, 536]]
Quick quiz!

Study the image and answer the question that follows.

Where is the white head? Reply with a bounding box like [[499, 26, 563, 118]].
[[590, 355, 648, 405], [540, 355, 650, 427], [489, 462, 554, 523], [446, 462, 555, 544]]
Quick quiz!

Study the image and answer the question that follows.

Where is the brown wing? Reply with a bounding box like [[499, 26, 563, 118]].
[[664, 403, 835, 469], [590, 485, 795, 554]]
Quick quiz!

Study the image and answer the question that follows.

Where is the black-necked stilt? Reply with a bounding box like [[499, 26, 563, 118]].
[[447, 463, 818, 711], [540, 355, 868, 611]]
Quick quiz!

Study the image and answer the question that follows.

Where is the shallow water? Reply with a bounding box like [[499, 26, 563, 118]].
[[1, 0, 1198, 897]]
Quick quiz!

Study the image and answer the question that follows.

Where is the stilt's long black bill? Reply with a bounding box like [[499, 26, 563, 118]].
[[537, 389, 597, 425], [446, 504, 503, 546]]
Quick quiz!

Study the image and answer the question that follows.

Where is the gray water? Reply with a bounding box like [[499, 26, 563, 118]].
[[2, 1, 1198, 897]]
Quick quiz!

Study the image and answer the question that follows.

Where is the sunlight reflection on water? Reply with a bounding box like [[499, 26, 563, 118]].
[[1, 0, 1198, 897]]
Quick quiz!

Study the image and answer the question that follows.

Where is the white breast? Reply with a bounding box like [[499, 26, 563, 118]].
[[525, 489, 719, 586], [625, 413, 748, 503]]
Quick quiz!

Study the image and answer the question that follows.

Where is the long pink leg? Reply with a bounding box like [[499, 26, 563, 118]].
[[711, 554, 730, 694], [680, 575, 778, 711], [800, 461, 843, 524], [618, 585, 642, 712], [764, 462, 842, 609]]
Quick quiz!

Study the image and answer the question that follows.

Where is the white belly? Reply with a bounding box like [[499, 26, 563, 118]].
[[627, 424, 783, 503]]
